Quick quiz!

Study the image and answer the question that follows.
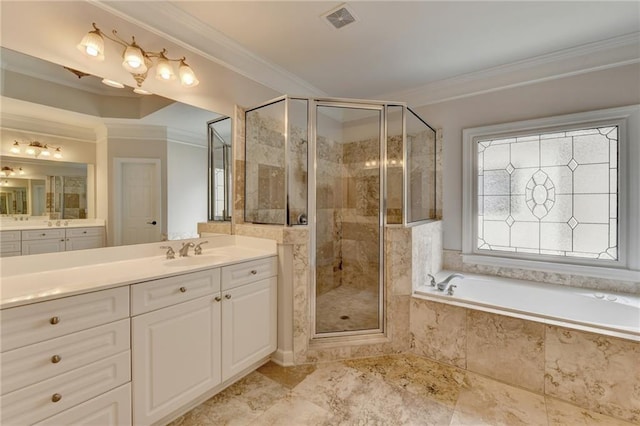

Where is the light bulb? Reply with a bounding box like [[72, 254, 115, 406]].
[[53, 149, 63, 159], [10, 142, 20, 154], [77, 27, 105, 61], [18, 168, 24, 175], [155, 56, 175, 81], [41, 148, 51, 157], [179, 60, 199, 87], [122, 45, 147, 74], [25, 147, 36, 156]]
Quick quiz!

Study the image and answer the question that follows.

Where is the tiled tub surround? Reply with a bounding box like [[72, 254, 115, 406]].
[[410, 299, 640, 423]]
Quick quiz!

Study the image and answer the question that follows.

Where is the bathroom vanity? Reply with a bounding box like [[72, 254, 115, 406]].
[[0, 235, 277, 426]]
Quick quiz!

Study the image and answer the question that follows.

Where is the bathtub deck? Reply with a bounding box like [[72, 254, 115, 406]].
[[167, 353, 633, 426]]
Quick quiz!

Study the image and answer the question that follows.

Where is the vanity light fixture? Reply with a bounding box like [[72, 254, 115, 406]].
[[0, 166, 22, 177], [10, 141, 63, 159], [78, 22, 199, 89]]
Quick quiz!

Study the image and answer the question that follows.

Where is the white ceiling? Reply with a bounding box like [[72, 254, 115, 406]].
[[101, 1, 640, 104]]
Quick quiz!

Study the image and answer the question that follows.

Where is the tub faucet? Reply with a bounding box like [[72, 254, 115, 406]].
[[178, 242, 195, 257], [427, 274, 436, 287], [437, 273, 464, 292]]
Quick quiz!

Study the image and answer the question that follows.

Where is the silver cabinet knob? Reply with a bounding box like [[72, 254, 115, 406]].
[[41, 233, 46, 236], [179, 287, 187, 293], [214, 296, 221, 302], [51, 393, 62, 403], [51, 355, 61, 364], [50, 316, 59, 325], [225, 294, 232, 299], [250, 270, 258, 275]]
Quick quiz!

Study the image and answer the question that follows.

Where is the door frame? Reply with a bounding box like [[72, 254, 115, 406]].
[[113, 157, 162, 246]]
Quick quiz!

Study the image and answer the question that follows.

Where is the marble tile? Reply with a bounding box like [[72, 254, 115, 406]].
[[166, 371, 289, 426], [451, 372, 548, 426], [467, 310, 545, 393], [410, 298, 467, 368], [315, 285, 379, 333], [544, 326, 640, 423], [344, 354, 466, 407], [546, 397, 637, 426], [248, 395, 331, 425], [257, 361, 316, 389], [293, 361, 454, 425], [386, 227, 412, 296]]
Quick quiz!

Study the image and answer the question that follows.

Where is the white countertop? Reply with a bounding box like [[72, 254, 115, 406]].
[[0, 219, 105, 231], [0, 236, 277, 309]]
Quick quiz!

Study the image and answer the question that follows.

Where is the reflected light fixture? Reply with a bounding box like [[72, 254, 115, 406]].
[[0, 166, 24, 177], [10, 141, 63, 159], [77, 22, 199, 89]]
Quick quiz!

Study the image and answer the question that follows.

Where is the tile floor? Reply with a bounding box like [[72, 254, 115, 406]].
[[316, 285, 379, 333], [168, 354, 633, 426]]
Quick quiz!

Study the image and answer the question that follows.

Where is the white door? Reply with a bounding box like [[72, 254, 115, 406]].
[[131, 295, 221, 426], [115, 159, 161, 245], [221, 277, 277, 381]]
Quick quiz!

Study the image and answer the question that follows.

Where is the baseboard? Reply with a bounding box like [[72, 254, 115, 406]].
[[270, 348, 294, 366]]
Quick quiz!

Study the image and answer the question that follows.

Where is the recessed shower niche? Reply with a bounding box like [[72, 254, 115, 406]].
[[244, 97, 436, 338]]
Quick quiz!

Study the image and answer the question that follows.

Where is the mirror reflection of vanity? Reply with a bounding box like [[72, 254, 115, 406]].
[[0, 156, 87, 218], [1, 47, 225, 256]]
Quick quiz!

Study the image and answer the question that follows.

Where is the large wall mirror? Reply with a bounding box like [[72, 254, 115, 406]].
[[1, 46, 227, 246], [208, 117, 232, 222]]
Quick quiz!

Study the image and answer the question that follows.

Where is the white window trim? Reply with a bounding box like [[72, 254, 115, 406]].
[[462, 105, 640, 282]]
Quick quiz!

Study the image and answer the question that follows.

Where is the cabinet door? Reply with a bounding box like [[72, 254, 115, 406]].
[[21, 238, 66, 255], [132, 295, 221, 426], [65, 236, 104, 251], [221, 277, 277, 381]]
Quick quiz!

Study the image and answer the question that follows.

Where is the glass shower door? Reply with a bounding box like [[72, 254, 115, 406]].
[[313, 103, 384, 336]]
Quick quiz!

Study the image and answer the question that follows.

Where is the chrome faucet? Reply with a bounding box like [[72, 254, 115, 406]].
[[160, 246, 176, 260], [194, 241, 209, 255], [178, 242, 195, 257], [427, 274, 436, 287], [436, 273, 464, 292]]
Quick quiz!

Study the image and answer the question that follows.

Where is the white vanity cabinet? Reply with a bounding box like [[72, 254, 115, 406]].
[[131, 256, 277, 426], [221, 257, 278, 381], [0, 230, 22, 257], [0, 287, 131, 426], [18, 226, 105, 255], [131, 270, 222, 426]]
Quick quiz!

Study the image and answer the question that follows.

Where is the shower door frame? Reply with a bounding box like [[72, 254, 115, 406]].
[[310, 99, 387, 339]]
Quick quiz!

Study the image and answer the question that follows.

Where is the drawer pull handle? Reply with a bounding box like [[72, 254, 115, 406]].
[[214, 296, 221, 302], [50, 316, 60, 325], [51, 393, 62, 403], [250, 270, 258, 275], [179, 287, 187, 293], [225, 294, 232, 299], [51, 355, 61, 364]]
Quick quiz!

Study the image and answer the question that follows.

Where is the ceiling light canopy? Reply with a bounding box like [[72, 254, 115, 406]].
[[77, 22, 199, 89]]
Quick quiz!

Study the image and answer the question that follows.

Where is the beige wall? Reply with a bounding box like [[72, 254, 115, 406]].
[[412, 63, 640, 250]]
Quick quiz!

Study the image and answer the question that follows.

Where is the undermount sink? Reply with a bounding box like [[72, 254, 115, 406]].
[[164, 254, 228, 267]]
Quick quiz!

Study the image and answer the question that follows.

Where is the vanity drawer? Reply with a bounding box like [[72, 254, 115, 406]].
[[131, 268, 221, 315], [1, 287, 129, 351], [221, 256, 277, 290], [0, 351, 130, 426], [22, 228, 66, 241], [1, 230, 21, 242], [1, 319, 130, 394], [1, 240, 21, 254], [66, 227, 104, 238], [34, 383, 131, 426]]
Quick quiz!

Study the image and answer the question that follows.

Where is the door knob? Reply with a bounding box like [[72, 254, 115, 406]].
[[146, 220, 157, 225]]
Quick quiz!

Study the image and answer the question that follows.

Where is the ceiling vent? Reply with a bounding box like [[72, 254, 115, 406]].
[[322, 4, 357, 30]]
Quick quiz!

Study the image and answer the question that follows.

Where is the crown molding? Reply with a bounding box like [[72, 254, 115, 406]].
[[0, 112, 97, 142], [167, 127, 206, 148], [92, 1, 327, 98], [378, 32, 640, 107], [101, 122, 167, 140]]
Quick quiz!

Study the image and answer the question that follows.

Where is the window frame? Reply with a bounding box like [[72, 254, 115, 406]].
[[462, 105, 640, 281]]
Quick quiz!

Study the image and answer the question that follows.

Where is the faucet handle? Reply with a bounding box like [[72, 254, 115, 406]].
[[194, 241, 209, 255], [427, 274, 436, 287], [447, 285, 457, 296], [160, 246, 175, 259]]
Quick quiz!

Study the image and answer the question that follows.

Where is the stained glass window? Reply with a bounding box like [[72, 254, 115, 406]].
[[476, 125, 618, 260]]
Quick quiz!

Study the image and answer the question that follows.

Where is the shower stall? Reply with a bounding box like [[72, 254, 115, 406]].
[[244, 96, 436, 338]]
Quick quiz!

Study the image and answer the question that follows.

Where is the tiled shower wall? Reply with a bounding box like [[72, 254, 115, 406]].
[[45, 176, 87, 219]]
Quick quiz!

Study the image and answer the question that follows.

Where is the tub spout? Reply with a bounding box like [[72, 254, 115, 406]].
[[437, 273, 464, 291]]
